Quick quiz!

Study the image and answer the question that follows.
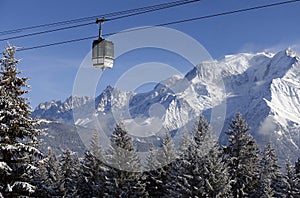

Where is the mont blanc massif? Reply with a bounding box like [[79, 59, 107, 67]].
[[33, 48, 300, 162]]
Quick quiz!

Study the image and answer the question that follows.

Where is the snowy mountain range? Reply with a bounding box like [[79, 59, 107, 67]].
[[33, 49, 300, 162]]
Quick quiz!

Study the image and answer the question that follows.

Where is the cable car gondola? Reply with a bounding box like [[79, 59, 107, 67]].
[[92, 18, 114, 70]]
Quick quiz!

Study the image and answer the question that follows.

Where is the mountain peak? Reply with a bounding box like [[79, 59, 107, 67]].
[[32, 49, 300, 162], [285, 48, 298, 58], [103, 85, 114, 93]]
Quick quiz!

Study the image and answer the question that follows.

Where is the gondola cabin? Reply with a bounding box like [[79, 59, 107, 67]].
[[92, 39, 114, 69], [92, 17, 114, 70]]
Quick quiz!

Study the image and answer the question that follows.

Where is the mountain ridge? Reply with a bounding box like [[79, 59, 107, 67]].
[[32, 49, 300, 161]]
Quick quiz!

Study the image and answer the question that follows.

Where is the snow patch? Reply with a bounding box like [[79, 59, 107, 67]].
[[37, 119, 53, 124]]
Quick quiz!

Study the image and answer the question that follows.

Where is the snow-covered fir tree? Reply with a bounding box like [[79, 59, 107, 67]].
[[77, 132, 109, 197], [167, 116, 207, 197], [295, 158, 300, 176], [105, 123, 147, 197], [196, 116, 231, 197], [145, 144, 161, 172], [193, 115, 211, 146], [293, 158, 300, 197], [224, 113, 260, 198], [285, 159, 300, 197], [34, 147, 61, 197], [0, 45, 42, 196], [168, 115, 231, 197], [89, 132, 104, 161], [143, 144, 164, 198], [155, 132, 176, 196], [201, 145, 232, 197], [59, 149, 79, 197], [158, 132, 176, 167], [254, 143, 285, 197]]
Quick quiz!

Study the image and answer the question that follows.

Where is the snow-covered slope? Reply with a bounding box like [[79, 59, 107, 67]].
[[33, 49, 300, 161]]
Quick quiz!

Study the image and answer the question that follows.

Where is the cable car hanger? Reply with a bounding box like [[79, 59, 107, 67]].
[[92, 17, 114, 70], [96, 17, 105, 41]]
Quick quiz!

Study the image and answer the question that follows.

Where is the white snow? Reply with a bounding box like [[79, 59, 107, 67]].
[[0, 162, 12, 172], [33, 49, 300, 157], [37, 119, 53, 124]]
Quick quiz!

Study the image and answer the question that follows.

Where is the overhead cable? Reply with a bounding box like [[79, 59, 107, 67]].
[[17, 0, 300, 52], [0, 0, 200, 36]]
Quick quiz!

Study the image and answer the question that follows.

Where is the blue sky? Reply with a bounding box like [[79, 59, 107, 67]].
[[0, 0, 300, 108]]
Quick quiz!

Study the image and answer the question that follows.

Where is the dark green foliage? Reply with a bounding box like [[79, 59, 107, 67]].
[[34, 111, 300, 198], [158, 132, 176, 168], [202, 146, 232, 197], [77, 150, 108, 197], [59, 149, 80, 197], [168, 115, 231, 197], [143, 144, 165, 198], [105, 123, 148, 197], [77, 132, 108, 197], [144, 133, 177, 197], [285, 159, 300, 197], [295, 158, 300, 175], [254, 143, 285, 197], [157, 132, 176, 196], [34, 148, 61, 197], [0, 45, 42, 196], [224, 113, 260, 197], [193, 115, 211, 146]]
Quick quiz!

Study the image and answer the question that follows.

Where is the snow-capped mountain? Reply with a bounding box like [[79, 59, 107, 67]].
[[33, 49, 300, 161], [32, 96, 92, 123]]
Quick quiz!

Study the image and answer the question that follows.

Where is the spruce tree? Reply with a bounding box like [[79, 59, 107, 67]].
[[294, 158, 300, 196], [202, 145, 231, 197], [295, 158, 300, 176], [168, 115, 231, 197], [158, 132, 176, 168], [144, 144, 164, 198], [193, 115, 211, 146], [34, 147, 61, 197], [156, 132, 176, 196], [285, 159, 300, 197], [224, 113, 260, 197], [167, 116, 206, 197], [59, 149, 79, 197], [89, 132, 104, 160], [254, 143, 285, 197], [105, 123, 147, 197], [0, 45, 42, 196], [77, 132, 108, 197]]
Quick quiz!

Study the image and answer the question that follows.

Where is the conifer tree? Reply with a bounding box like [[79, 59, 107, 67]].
[[89, 132, 104, 160], [168, 115, 231, 197], [77, 132, 108, 197], [144, 144, 164, 198], [285, 159, 300, 197], [294, 158, 300, 191], [253, 143, 283, 197], [105, 123, 147, 197], [34, 147, 61, 197], [294, 159, 300, 196], [224, 113, 260, 197], [201, 145, 232, 197], [295, 158, 300, 176], [254, 143, 284, 197], [0, 45, 42, 196], [193, 115, 211, 146], [155, 132, 176, 196], [167, 116, 207, 197], [158, 132, 176, 167], [59, 149, 79, 197]]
